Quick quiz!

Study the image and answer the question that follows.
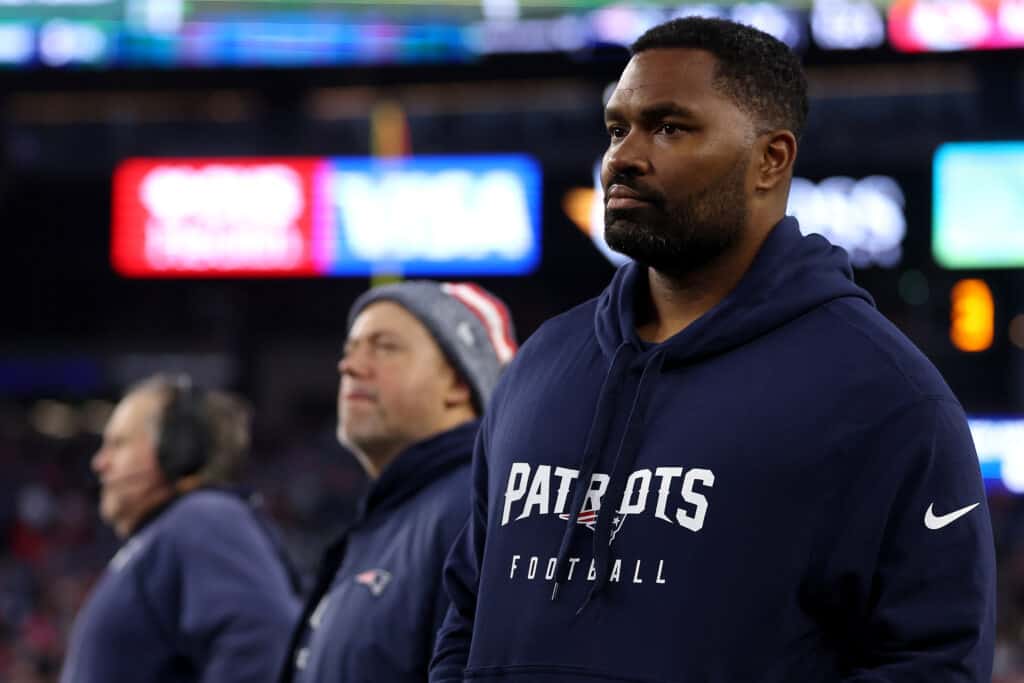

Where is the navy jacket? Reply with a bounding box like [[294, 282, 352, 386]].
[[282, 420, 476, 683], [61, 488, 301, 683], [432, 218, 995, 682]]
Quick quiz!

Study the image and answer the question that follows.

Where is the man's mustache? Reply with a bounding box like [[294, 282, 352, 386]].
[[604, 175, 665, 206]]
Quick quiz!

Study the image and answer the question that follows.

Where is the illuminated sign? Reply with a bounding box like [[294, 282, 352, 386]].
[[113, 158, 320, 277], [810, 0, 886, 49], [112, 155, 541, 278], [933, 142, 1024, 269], [970, 417, 1024, 492], [587, 4, 806, 50], [889, 0, 1024, 51], [0, 24, 33, 64], [950, 279, 995, 352], [38, 19, 112, 66], [788, 175, 906, 268], [320, 156, 541, 276]]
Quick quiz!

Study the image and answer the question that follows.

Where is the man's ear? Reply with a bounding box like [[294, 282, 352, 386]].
[[443, 374, 473, 409], [754, 130, 798, 194]]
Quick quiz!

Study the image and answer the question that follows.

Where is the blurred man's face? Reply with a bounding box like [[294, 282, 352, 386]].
[[337, 301, 462, 476], [91, 390, 172, 538]]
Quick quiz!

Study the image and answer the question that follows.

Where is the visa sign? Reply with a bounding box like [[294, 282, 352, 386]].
[[112, 155, 541, 278], [321, 156, 540, 275]]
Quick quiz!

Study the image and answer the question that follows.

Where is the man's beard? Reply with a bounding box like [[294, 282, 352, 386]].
[[604, 154, 749, 277]]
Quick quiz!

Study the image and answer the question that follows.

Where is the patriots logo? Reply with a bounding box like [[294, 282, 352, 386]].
[[354, 569, 392, 596], [558, 509, 627, 544]]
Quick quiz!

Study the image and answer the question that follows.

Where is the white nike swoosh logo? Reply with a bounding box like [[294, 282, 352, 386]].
[[924, 502, 980, 530]]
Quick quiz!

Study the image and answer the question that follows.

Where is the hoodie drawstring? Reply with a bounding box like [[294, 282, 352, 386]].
[[550, 343, 631, 602], [577, 349, 665, 614]]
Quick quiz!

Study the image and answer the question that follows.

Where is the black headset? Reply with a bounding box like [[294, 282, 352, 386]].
[[157, 376, 212, 481], [156, 377, 304, 595]]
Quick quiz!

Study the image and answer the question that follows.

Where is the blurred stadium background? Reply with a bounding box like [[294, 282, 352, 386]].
[[2, 0, 1024, 680]]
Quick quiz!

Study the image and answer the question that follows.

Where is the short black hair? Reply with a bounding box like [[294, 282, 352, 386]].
[[631, 18, 808, 140]]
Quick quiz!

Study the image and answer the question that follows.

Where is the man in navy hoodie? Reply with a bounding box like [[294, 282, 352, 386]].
[[61, 374, 301, 683], [432, 17, 996, 683], [279, 281, 517, 683]]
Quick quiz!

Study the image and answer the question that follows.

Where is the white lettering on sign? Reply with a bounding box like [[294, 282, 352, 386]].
[[811, 0, 885, 50], [904, 0, 992, 50], [788, 175, 906, 268], [139, 164, 306, 271], [331, 169, 534, 262], [39, 19, 107, 66]]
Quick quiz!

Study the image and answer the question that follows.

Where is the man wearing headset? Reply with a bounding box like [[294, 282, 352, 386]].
[[61, 374, 300, 683]]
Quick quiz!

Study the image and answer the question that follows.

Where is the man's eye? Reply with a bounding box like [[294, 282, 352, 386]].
[[659, 123, 681, 134], [607, 126, 626, 138]]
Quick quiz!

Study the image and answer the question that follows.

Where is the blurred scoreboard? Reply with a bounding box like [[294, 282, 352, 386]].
[[0, 0, 1019, 69]]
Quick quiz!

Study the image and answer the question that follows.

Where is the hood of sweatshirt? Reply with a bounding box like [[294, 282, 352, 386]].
[[593, 216, 873, 363]]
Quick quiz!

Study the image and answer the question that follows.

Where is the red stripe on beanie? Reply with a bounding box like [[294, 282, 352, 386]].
[[441, 283, 517, 364]]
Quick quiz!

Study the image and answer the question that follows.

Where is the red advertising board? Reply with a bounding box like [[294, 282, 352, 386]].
[[112, 158, 322, 277]]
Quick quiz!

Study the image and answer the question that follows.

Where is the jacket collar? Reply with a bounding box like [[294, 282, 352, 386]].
[[356, 419, 478, 521]]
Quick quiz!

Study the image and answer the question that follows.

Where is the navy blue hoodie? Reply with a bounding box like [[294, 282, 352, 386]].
[[281, 420, 476, 683], [431, 218, 995, 682], [61, 488, 301, 683]]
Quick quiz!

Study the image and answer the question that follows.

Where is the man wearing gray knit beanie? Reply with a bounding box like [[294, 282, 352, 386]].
[[278, 280, 517, 683]]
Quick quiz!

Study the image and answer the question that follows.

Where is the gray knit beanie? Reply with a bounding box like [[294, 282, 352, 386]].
[[346, 281, 518, 413]]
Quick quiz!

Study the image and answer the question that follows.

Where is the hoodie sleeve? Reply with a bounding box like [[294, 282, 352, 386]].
[[431, 427, 490, 683], [818, 398, 995, 682], [143, 498, 301, 683]]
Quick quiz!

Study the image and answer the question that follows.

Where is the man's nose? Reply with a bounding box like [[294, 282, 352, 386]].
[[91, 446, 108, 474], [339, 347, 371, 378], [603, 132, 652, 179]]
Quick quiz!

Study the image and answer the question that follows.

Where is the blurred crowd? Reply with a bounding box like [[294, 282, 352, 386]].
[[4, 400, 1024, 682], [993, 488, 1024, 682], [0, 402, 365, 683]]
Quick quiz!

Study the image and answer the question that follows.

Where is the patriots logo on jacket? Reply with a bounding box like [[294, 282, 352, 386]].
[[354, 569, 392, 596], [558, 509, 627, 544]]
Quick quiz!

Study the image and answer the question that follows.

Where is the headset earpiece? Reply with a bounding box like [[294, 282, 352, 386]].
[[157, 376, 211, 481]]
